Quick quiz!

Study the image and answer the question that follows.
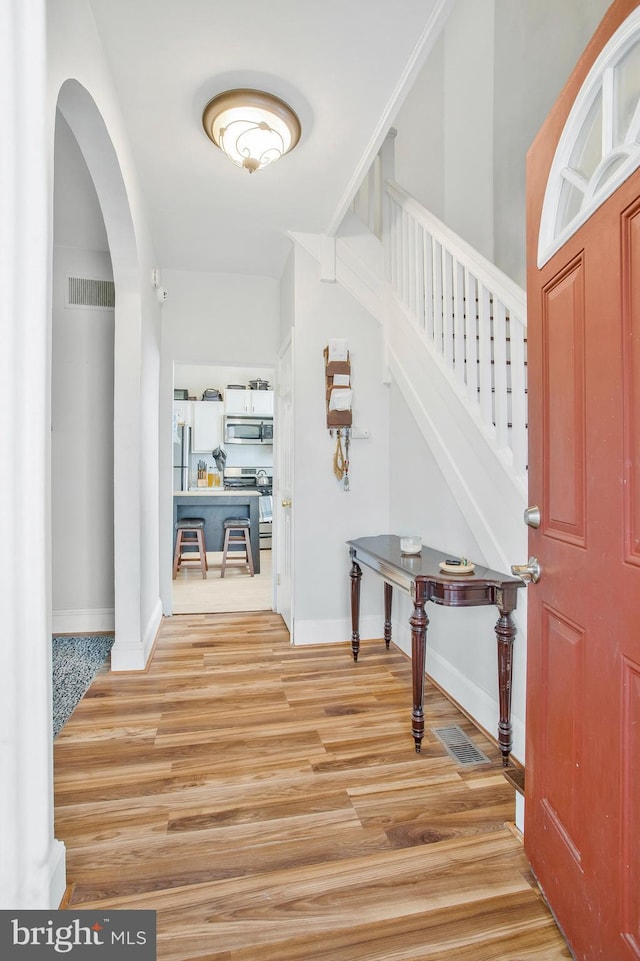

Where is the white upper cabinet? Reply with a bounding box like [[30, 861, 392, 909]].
[[191, 401, 223, 451], [224, 389, 274, 417], [249, 390, 274, 416], [173, 400, 193, 427]]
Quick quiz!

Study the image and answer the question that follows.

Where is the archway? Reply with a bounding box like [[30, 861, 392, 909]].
[[56, 79, 146, 670]]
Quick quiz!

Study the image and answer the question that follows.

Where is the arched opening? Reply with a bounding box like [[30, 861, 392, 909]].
[[55, 80, 147, 671], [51, 109, 115, 639]]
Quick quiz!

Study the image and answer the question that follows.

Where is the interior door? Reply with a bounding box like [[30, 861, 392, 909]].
[[276, 333, 294, 635], [525, 4, 640, 959]]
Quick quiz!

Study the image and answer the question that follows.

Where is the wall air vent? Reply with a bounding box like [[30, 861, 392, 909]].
[[66, 276, 115, 310]]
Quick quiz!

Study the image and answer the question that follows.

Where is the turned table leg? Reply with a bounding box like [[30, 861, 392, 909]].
[[350, 554, 362, 662], [384, 582, 393, 649], [409, 587, 429, 752], [495, 599, 517, 766]]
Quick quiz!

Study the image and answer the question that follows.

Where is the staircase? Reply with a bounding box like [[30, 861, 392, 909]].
[[296, 141, 529, 575]]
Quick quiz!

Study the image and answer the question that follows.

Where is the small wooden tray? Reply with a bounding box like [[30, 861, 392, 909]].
[[439, 561, 476, 575]]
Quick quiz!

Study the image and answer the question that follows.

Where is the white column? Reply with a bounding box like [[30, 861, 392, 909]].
[[0, 0, 66, 907]]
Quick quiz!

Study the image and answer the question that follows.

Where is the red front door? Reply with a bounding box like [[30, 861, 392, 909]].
[[525, 3, 640, 959]]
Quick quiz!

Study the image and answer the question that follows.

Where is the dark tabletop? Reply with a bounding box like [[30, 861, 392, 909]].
[[347, 534, 522, 587]]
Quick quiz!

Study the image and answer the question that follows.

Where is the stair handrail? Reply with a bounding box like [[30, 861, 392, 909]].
[[386, 181, 527, 317]]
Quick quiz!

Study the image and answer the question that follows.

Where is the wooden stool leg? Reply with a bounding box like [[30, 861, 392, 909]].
[[220, 527, 230, 578], [196, 528, 207, 578], [244, 529, 254, 576], [172, 530, 183, 579]]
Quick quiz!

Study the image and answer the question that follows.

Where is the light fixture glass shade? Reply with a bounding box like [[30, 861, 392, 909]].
[[202, 89, 301, 173]]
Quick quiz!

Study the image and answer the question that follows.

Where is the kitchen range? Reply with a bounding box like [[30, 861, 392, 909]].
[[223, 467, 273, 549]]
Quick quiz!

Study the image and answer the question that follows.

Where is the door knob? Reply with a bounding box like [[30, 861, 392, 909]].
[[281, 498, 292, 508], [524, 505, 541, 529], [511, 557, 541, 583]]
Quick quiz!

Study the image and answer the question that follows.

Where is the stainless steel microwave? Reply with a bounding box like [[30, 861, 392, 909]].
[[224, 417, 273, 445]]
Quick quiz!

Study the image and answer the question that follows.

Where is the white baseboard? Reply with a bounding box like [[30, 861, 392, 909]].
[[51, 607, 115, 634], [515, 793, 525, 834], [110, 597, 162, 671], [50, 839, 67, 908], [143, 597, 163, 663], [293, 615, 382, 646]]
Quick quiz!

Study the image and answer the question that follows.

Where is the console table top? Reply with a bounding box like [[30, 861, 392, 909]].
[[347, 534, 523, 594]]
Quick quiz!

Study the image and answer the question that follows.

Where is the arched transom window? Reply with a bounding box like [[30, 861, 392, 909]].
[[538, 8, 640, 268]]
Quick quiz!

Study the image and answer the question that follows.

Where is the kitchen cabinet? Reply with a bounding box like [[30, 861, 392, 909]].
[[173, 400, 193, 427], [191, 401, 223, 451], [225, 388, 274, 417]]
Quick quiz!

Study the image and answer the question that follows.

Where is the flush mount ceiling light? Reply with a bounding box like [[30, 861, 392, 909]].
[[202, 88, 301, 173]]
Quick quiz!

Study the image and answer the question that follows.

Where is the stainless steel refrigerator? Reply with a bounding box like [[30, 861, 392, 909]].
[[173, 424, 191, 491]]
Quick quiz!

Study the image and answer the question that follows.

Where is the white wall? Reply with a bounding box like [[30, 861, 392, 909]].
[[53, 111, 108, 250], [291, 246, 390, 644], [444, 0, 495, 262], [492, 0, 612, 285], [51, 247, 115, 628], [51, 114, 115, 632], [393, 32, 446, 219], [279, 248, 295, 350], [391, 0, 612, 287], [162, 270, 279, 365]]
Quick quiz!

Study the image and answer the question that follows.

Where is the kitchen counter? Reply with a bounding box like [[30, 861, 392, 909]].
[[176, 489, 261, 497], [173, 490, 261, 573]]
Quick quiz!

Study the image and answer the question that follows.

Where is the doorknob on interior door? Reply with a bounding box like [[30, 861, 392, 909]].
[[281, 498, 292, 508], [511, 557, 541, 583]]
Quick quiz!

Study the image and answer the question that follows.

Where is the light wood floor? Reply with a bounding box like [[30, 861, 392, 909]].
[[172, 550, 272, 614], [54, 612, 570, 961]]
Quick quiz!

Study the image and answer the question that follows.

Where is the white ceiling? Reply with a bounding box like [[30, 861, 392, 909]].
[[87, 0, 448, 278]]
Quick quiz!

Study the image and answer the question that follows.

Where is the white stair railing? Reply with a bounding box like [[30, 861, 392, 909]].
[[384, 181, 528, 479], [347, 132, 528, 482]]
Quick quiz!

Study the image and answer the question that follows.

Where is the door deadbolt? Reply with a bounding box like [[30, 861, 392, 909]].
[[524, 505, 541, 529], [281, 498, 292, 508], [511, 557, 541, 583]]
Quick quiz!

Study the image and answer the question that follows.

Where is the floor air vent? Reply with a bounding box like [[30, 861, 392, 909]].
[[432, 725, 490, 766], [67, 276, 115, 309]]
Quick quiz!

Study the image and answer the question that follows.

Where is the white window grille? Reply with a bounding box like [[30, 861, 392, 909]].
[[538, 8, 640, 267]]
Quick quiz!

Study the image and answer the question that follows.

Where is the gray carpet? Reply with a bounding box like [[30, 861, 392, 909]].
[[52, 634, 114, 737]]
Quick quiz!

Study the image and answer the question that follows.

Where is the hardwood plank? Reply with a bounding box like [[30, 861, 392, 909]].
[[54, 611, 570, 960]]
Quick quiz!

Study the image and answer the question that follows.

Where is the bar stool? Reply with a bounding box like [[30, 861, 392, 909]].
[[220, 518, 254, 578], [173, 517, 208, 579]]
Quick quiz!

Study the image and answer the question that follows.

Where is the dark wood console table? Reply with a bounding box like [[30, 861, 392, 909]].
[[347, 535, 524, 765]]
